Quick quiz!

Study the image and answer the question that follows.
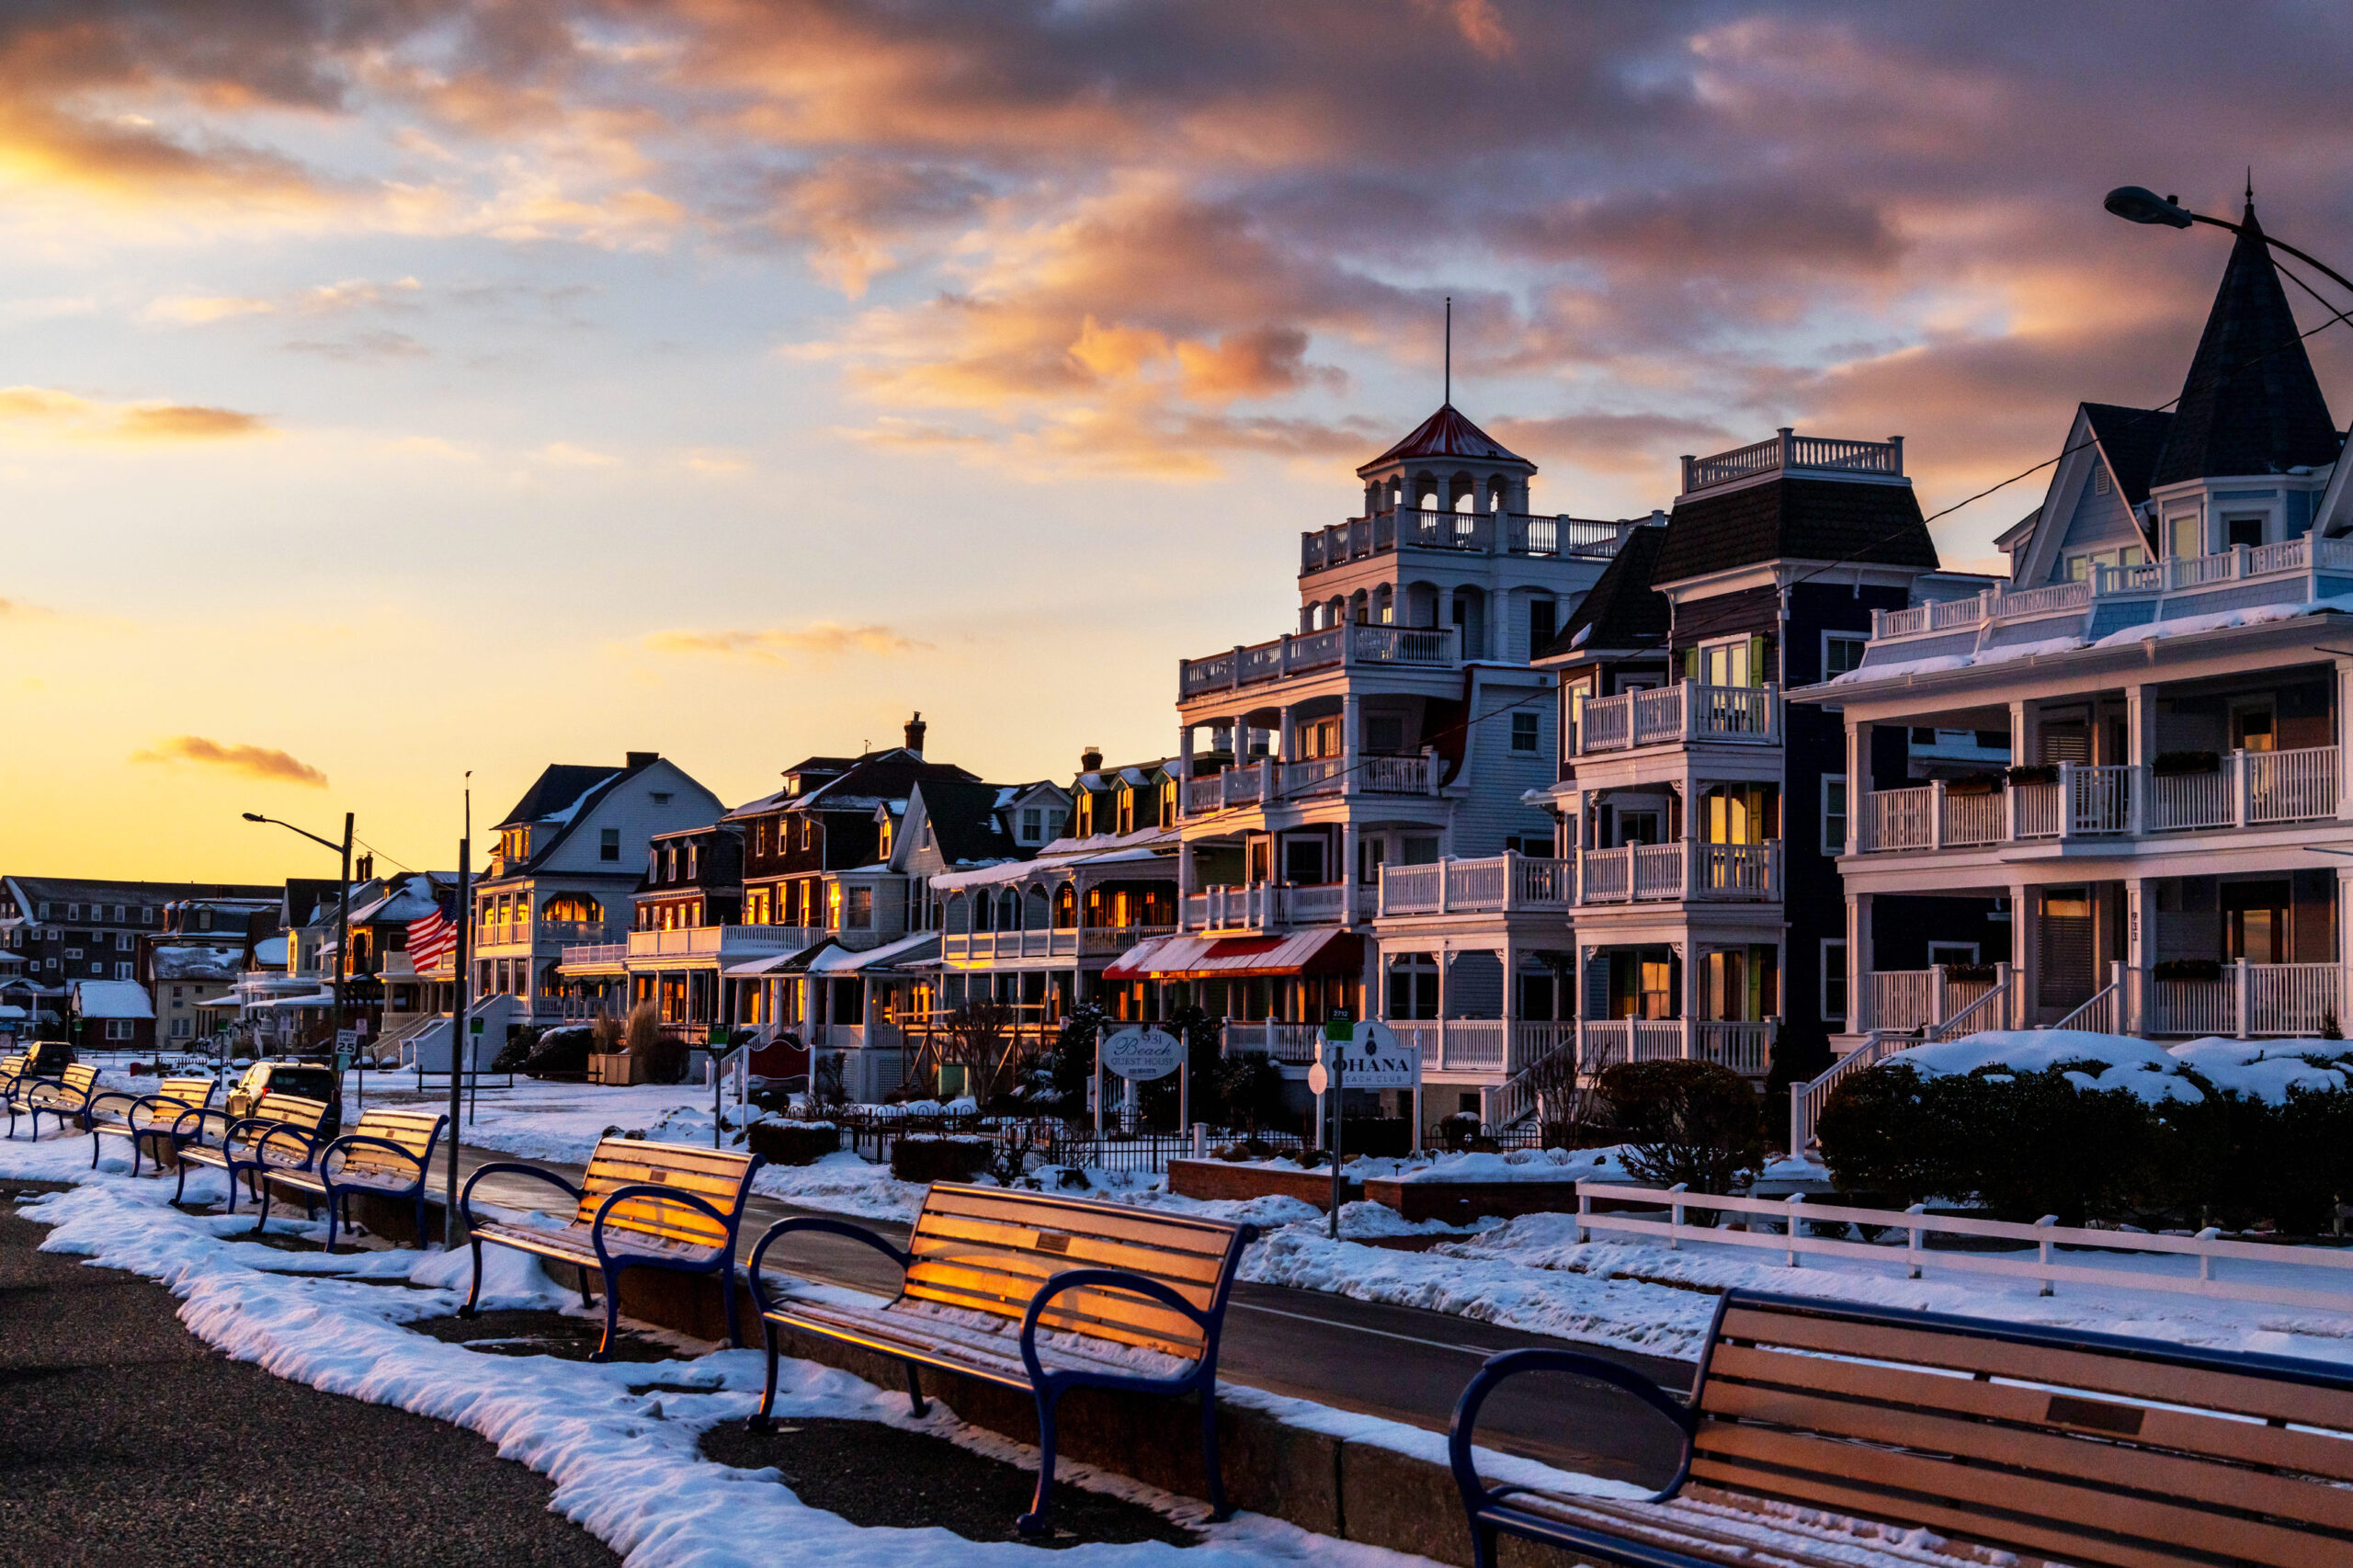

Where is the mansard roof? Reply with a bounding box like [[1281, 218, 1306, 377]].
[[1358, 403, 1529, 474], [496, 763, 626, 829], [1538, 524, 1669, 657], [1653, 476, 1938, 586], [2151, 202, 2339, 486]]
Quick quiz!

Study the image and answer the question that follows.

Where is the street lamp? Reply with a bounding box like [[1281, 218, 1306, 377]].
[[244, 812, 355, 1048], [2105, 185, 2353, 298]]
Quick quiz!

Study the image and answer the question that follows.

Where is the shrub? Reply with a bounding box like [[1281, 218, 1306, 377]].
[[1046, 1002, 1110, 1109], [891, 1136, 992, 1184], [1335, 1117, 1414, 1157], [491, 1026, 540, 1074], [523, 1025, 594, 1079], [746, 1121, 840, 1166], [1207, 1051, 1288, 1137], [1139, 1004, 1224, 1129], [1764, 1015, 1835, 1108], [624, 1002, 687, 1085], [1597, 1059, 1766, 1194], [1946, 771, 2003, 797]]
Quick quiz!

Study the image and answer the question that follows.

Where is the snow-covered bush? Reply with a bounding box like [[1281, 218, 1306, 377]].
[[1820, 1030, 2353, 1230]]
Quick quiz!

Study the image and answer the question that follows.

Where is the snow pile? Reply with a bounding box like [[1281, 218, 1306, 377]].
[[1881, 1029, 2353, 1106], [2092, 590, 2353, 649]]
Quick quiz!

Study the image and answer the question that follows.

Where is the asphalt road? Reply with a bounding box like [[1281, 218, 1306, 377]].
[[435, 1142, 1695, 1485], [0, 1182, 617, 1567]]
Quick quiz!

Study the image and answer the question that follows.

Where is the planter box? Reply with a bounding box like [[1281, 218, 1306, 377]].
[[1360, 1176, 1584, 1225], [1169, 1158, 1363, 1210], [587, 1052, 647, 1086]]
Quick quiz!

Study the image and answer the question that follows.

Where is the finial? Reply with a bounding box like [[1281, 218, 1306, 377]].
[[2246, 166, 2255, 210], [1443, 295, 1451, 407]]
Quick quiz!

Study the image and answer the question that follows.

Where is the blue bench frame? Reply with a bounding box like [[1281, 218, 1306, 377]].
[[258, 1115, 449, 1254], [745, 1210, 1258, 1536], [6, 1068, 95, 1141], [84, 1085, 218, 1177], [457, 1155, 767, 1361]]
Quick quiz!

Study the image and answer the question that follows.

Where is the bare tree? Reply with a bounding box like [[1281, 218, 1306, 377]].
[[1532, 1034, 1617, 1150], [938, 999, 1019, 1102]]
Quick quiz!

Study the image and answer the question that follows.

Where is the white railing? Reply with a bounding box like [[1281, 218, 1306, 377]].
[[1184, 775, 1222, 813], [1079, 924, 1176, 956], [1692, 842, 1776, 896], [1574, 842, 1779, 903], [1693, 1021, 1772, 1075], [1789, 1031, 1907, 1149], [1438, 1019, 1506, 1071], [1283, 757, 1346, 797], [1575, 682, 1779, 754], [941, 928, 1079, 962], [1188, 883, 1349, 932], [1179, 621, 1456, 698], [1359, 753, 1438, 794], [1374, 854, 1576, 916], [625, 926, 821, 960], [1924, 974, 2011, 1041], [1574, 1018, 1773, 1076], [560, 942, 627, 968], [1867, 964, 2006, 1036], [2249, 961, 2341, 1038], [1682, 431, 1902, 494], [2048, 974, 2120, 1034], [1352, 624, 1457, 665], [2153, 978, 2235, 1038], [1573, 1183, 2353, 1313], [1861, 747, 2340, 854], [1870, 970, 1934, 1033], [1223, 1020, 1324, 1064]]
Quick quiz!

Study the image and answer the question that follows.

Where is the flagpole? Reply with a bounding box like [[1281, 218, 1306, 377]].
[[444, 834, 470, 1248]]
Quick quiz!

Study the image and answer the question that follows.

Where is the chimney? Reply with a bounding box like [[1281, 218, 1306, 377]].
[[904, 711, 926, 758], [626, 751, 658, 769], [1080, 745, 1104, 773]]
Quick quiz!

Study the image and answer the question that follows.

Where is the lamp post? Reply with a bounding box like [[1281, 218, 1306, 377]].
[[2104, 185, 2353, 298], [244, 812, 354, 1047]]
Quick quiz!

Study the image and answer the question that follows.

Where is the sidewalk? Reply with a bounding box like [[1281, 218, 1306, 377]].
[[0, 1180, 617, 1567]]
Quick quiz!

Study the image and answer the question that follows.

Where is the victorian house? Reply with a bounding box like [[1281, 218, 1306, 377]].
[[1115, 403, 1628, 1102], [1798, 199, 2353, 1136]]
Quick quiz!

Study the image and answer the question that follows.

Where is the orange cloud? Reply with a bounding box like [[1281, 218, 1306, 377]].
[[0, 387, 271, 445], [131, 736, 327, 788], [643, 623, 930, 662]]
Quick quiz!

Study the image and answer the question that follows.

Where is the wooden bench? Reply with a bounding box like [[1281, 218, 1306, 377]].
[[746, 1184, 1257, 1536], [6, 1062, 98, 1140], [256, 1108, 448, 1253], [1449, 1289, 2353, 1568], [170, 1093, 331, 1213], [458, 1138, 767, 1361], [85, 1075, 218, 1176]]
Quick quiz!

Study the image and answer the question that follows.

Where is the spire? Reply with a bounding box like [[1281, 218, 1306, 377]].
[[2150, 196, 2340, 486]]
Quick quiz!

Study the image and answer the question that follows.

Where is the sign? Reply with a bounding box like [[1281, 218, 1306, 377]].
[[1306, 1060, 1329, 1096], [469, 1017, 484, 1035], [1323, 1019, 1419, 1090], [334, 1028, 358, 1051], [1099, 1026, 1184, 1082]]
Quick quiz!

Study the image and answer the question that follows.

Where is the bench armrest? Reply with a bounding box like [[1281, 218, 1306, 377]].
[[322, 1133, 431, 1186], [83, 1089, 141, 1126], [1017, 1267, 1216, 1392], [125, 1093, 197, 1132], [747, 1216, 912, 1315], [1448, 1347, 1694, 1517], [587, 1183, 738, 1270], [459, 1161, 582, 1234], [245, 1123, 323, 1168], [171, 1106, 233, 1147]]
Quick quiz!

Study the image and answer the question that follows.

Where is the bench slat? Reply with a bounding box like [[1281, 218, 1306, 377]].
[[1717, 1305, 2353, 1432], [1694, 1420, 2334, 1568], [1703, 1373, 2353, 1534], [1707, 1340, 2353, 1486], [904, 1238, 1219, 1317], [913, 1212, 1229, 1287], [901, 1270, 1204, 1358]]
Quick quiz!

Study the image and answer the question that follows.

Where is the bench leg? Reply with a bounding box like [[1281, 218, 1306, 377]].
[[127, 1133, 143, 1179], [577, 1265, 593, 1310], [904, 1361, 927, 1418], [323, 1189, 342, 1256], [457, 1237, 485, 1320], [722, 1264, 744, 1350], [592, 1266, 624, 1362], [747, 1321, 780, 1433], [172, 1155, 190, 1206], [252, 1171, 273, 1233], [1016, 1383, 1064, 1537], [1200, 1388, 1233, 1522], [89, 1131, 101, 1170]]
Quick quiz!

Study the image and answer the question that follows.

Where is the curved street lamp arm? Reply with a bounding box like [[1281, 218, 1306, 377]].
[[244, 815, 347, 856], [2182, 210, 2353, 301]]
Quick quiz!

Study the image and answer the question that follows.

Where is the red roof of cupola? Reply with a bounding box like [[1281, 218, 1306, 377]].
[[1357, 403, 1530, 474]]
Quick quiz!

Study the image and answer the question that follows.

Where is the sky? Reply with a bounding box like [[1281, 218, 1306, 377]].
[[9, 1, 2353, 883]]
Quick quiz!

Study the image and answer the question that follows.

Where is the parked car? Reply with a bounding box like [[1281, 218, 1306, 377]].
[[224, 1059, 343, 1138]]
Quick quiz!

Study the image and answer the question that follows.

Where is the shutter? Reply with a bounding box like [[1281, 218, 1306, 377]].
[[1748, 633, 1768, 687]]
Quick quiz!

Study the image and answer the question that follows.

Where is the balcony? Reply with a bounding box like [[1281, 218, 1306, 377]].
[[475, 918, 611, 949], [1377, 853, 1573, 916], [1865, 960, 2337, 1040], [620, 925, 824, 960], [1864, 533, 2353, 648], [1385, 1019, 1572, 1075], [1855, 748, 2339, 853], [1575, 841, 1780, 903], [557, 942, 626, 969], [1575, 1017, 1776, 1078], [1179, 623, 1458, 700], [1682, 430, 1902, 494], [1186, 882, 1349, 932], [943, 925, 1172, 963], [1300, 509, 1634, 574], [1575, 683, 1780, 754], [1181, 753, 1439, 814]]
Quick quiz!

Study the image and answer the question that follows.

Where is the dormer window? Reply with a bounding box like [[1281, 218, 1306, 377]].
[[665, 846, 678, 881], [686, 844, 699, 880], [1020, 808, 1041, 844]]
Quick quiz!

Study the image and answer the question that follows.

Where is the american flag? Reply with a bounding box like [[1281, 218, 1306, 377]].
[[405, 900, 456, 974]]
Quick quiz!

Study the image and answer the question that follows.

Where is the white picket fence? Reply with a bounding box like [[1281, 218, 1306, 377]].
[[1574, 1182, 2353, 1312]]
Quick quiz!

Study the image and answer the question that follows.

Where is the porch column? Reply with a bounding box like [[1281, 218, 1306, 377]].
[[1279, 704, 1298, 763], [2337, 660, 2353, 820], [1340, 818, 1359, 924], [1342, 692, 1362, 798], [2125, 685, 2150, 836], [1177, 723, 1196, 817], [1677, 941, 1698, 1059], [2010, 882, 2037, 1029], [2339, 868, 2353, 1027], [1846, 893, 1871, 1033], [1845, 722, 1871, 855], [2124, 877, 2151, 1037], [1500, 937, 1518, 1074], [2011, 699, 2036, 768]]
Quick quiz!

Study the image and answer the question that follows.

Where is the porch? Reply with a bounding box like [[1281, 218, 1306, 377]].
[[1867, 958, 2340, 1040], [1574, 681, 1781, 754], [1859, 746, 2339, 851]]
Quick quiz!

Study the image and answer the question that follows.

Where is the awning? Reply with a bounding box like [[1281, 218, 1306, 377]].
[[811, 932, 938, 974], [721, 940, 830, 979], [1104, 929, 1363, 981]]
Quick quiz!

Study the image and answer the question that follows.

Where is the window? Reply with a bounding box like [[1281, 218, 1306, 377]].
[[1694, 635, 1757, 688], [1510, 712, 1540, 752], [825, 883, 843, 929], [1020, 808, 1042, 844], [647, 849, 659, 879], [63, 947, 82, 960], [1366, 714, 1405, 753], [116, 931, 132, 951], [171, 1017, 190, 1040], [105, 1020, 133, 1041], [1529, 597, 1557, 654], [111, 904, 126, 923], [1358, 835, 1386, 884], [35, 903, 48, 920], [1047, 811, 1067, 841], [800, 820, 813, 851], [686, 844, 699, 879], [1927, 942, 1980, 967], [1822, 775, 1847, 856], [114, 962, 131, 980], [2225, 515, 2265, 549], [1282, 837, 1326, 884], [600, 828, 620, 862], [65, 904, 80, 921], [2166, 510, 2202, 561], [665, 846, 678, 881], [1824, 634, 1866, 677], [141, 906, 153, 924], [1821, 938, 1847, 1028], [847, 886, 873, 928]]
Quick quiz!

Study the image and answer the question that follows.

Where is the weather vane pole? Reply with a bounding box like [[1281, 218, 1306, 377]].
[[1443, 295, 1451, 406]]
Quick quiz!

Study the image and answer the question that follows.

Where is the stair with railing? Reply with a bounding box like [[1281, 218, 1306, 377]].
[[1479, 1034, 1576, 1130]]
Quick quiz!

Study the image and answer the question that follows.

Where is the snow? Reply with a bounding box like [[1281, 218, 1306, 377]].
[[2092, 590, 2353, 647], [1881, 1028, 2353, 1106], [0, 1129, 1447, 1567]]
